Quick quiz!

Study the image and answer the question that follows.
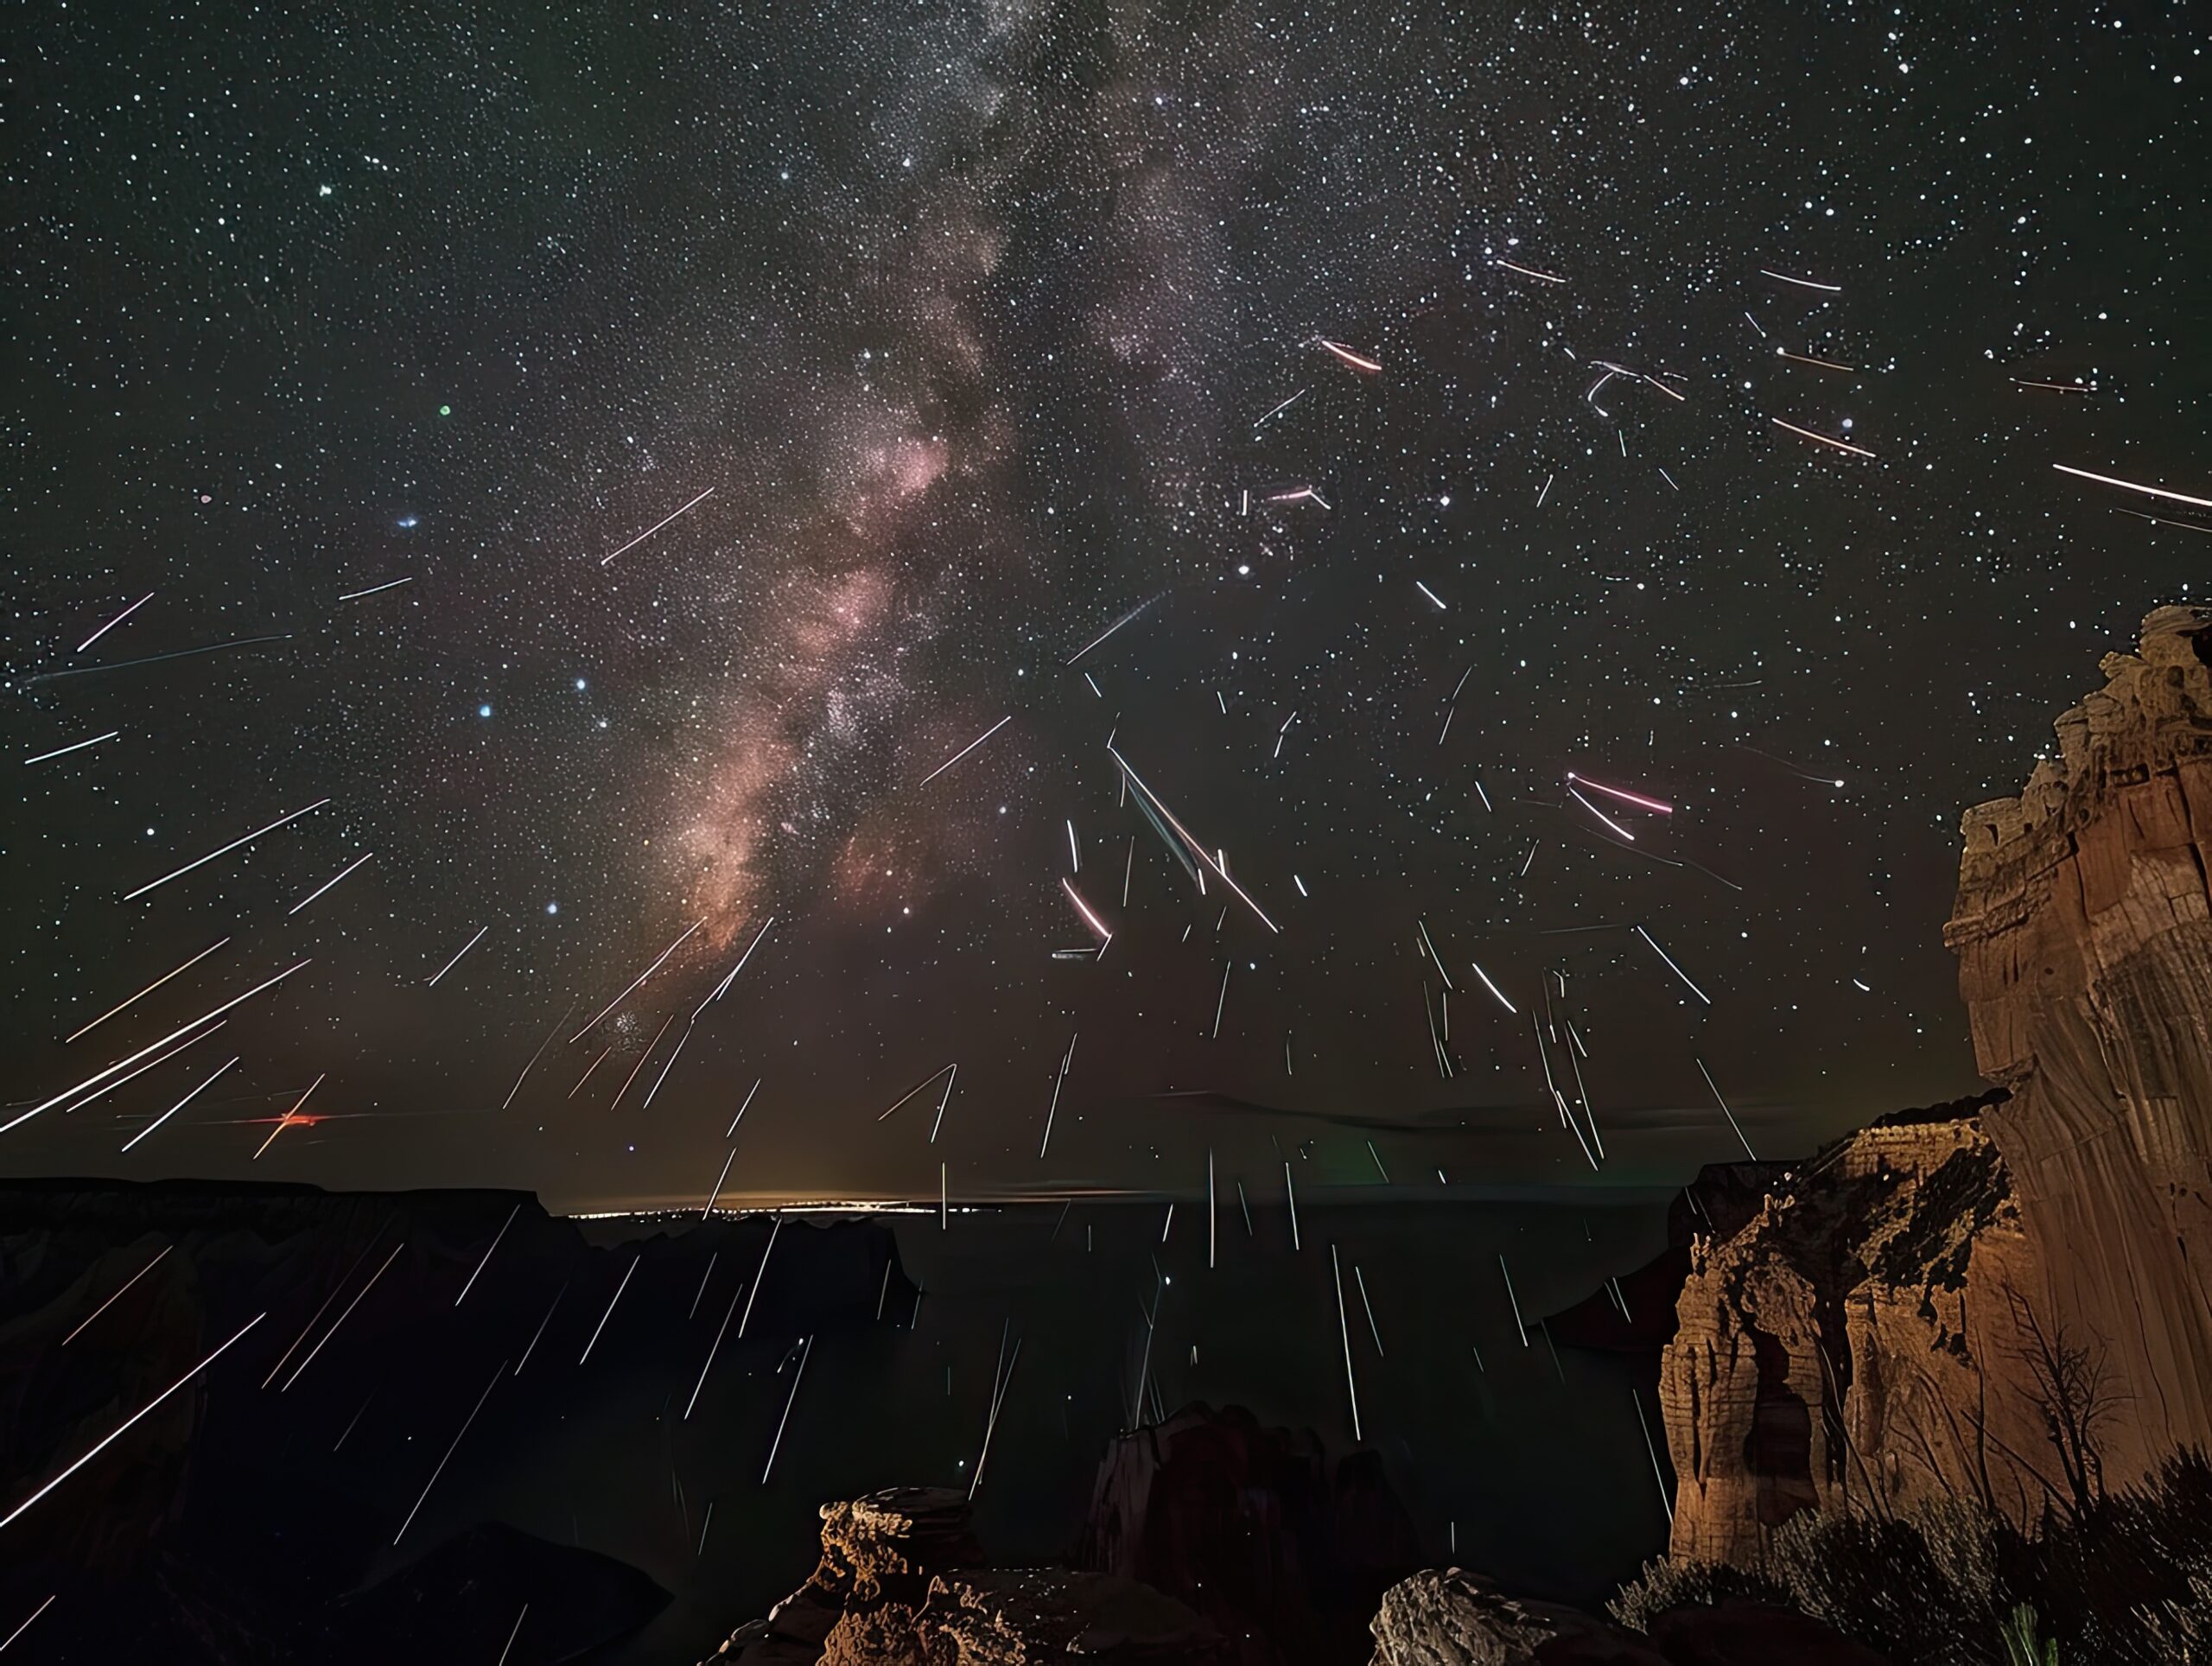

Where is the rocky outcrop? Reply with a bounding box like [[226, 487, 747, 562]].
[[1364, 1573, 1891, 1666], [1079, 1403, 1421, 1665], [1366, 1570, 1669, 1664], [1545, 1163, 1791, 1354], [1660, 1116, 2031, 1562], [704, 1487, 1228, 1665], [1660, 607, 2212, 1563]]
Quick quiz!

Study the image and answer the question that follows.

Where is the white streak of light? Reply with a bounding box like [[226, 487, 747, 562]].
[[1, 1313, 264, 1531]]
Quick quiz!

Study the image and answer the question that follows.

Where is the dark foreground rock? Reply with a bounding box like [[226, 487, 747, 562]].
[[0, 1178, 908, 1663], [1642, 1600, 1893, 1665], [1365, 1572, 1892, 1666], [329, 1521, 669, 1661], [702, 1487, 1229, 1665], [1080, 1402, 1421, 1665]]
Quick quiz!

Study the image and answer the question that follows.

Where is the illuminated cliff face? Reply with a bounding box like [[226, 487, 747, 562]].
[[1947, 602, 2212, 1499], [1663, 607, 2212, 1564]]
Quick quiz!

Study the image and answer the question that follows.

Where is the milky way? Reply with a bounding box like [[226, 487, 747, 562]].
[[6, 3, 2206, 1206]]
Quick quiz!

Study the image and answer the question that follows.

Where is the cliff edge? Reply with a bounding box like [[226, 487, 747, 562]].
[[1662, 606, 2212, 1563]]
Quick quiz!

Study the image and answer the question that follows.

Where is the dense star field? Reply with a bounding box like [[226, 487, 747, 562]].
[[5, 2, 2205, 1207]]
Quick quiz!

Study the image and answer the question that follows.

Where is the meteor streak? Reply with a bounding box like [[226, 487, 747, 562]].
[[574, 919, 704, 1040], [1060, 878, 1111, 944], [25, 730, 118, 766], [28, 632, 295, 685], [1038, 1034, 1076, 1157], [337, 576, 415, 601], [0, 1313, 264, 1533], [2051, 463, 2212, 511], [1494, 258, 1566, 283], [425, 926, 489, 987], [289, 851, 374, 915], [1109, 746, 1280, 933], [252, 1072, 326, 1159], [1066, 596, 1159, 664], [1566, 772, 1674, 814], [394, 1357, 506, 1543], [919, 715, 1012, 785], [124, 798, 332, 901], [1696, 1057, 1758, 1159], [455, 1205, 520, 1305], [706, 915, 777, 1006], [7, 959, 312, 1135], [579, 1254, 639, 1364], [1758, 268, 1841, 291], [875, 1063, 957, 1122], [1469, 960, 1517, 1014], [66, 937, 230, 1043], [1567, 785, 1637, 841], [1316, 339, 1382, 372], [599, 486, 716, 565], [1635, 925, 1713, 1004], [1777, 348, 1856, 372], [1770, 416, 1875, 458], [77, 592, 154, 653], [61, 1244, 174, 1345]]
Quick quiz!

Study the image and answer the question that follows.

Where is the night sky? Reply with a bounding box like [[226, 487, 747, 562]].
[[6, 2, 2206, 1210]]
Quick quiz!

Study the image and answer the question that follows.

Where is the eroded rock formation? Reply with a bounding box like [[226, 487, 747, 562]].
[[1659, 1115, 2030, 1562], [1660, 606, 2212, 1562], [703, 1487, 1228, 1665]]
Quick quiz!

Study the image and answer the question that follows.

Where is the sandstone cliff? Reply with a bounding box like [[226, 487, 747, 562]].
[[1661, 606, 2212, 1563]]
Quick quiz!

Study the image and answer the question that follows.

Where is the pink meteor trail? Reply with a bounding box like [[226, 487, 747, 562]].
[[1565, 772, 1674, 814]]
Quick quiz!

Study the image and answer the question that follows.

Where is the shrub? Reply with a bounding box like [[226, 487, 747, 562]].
[[1610, 1451, 2212, 1666]]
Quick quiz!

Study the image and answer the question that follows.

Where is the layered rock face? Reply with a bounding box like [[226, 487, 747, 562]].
[[1662, 607, 2212, 1562], [1948, 604, 2212, 1489]]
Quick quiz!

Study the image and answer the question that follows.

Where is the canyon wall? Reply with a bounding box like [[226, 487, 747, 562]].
[[1662, 605, 2212, 1563]]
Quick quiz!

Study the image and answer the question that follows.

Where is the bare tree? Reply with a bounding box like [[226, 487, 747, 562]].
[[2005, 1283, 2120, 1529]]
